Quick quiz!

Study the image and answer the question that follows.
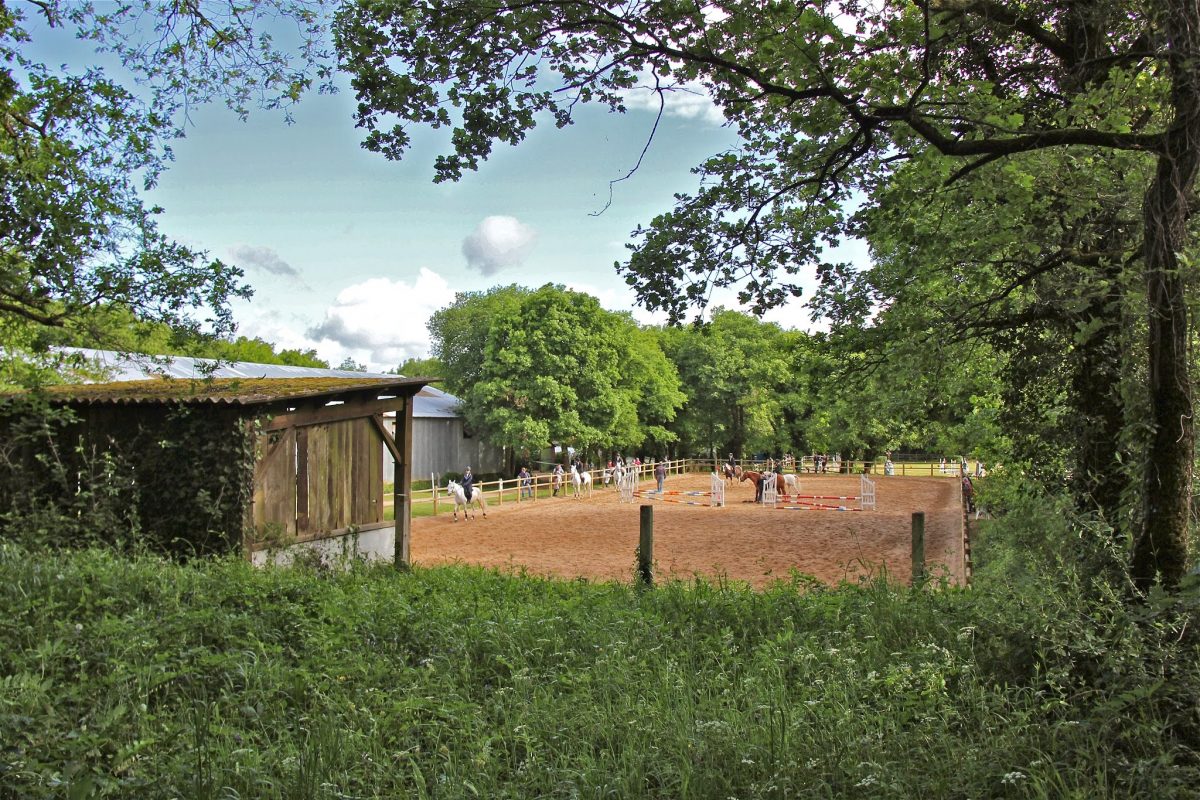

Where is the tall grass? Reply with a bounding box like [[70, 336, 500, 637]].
[[0, 537, 1196, 798]]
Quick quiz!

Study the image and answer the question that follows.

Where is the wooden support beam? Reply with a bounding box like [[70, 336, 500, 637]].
[[394, 396, 413, 570], [371, 413, 403, 464], [263, 394, 409, 431]]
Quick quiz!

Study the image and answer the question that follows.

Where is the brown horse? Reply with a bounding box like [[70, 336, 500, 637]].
[[739, 469, 765, 502], [722, 463, 741, 483]]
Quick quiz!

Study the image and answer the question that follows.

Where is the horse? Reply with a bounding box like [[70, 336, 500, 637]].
[[722, 463, 741, 483], [739, 469, 766, 502], [446, 479, 488, 521], [571, 464, 592, 498], [780, 473, 799, 495], [603, 464, 626, 487]]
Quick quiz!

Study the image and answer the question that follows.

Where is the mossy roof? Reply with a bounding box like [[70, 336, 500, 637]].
[[2, 377, 430, 407]]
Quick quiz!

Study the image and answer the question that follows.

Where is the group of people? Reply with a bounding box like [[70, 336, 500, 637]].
[[464, 456, 668, 501], [938, 456, 987, 477]]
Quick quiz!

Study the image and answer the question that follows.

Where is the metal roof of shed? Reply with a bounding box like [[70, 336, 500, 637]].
[[63, 347, 395, 381], [49, 348, 462, 418], [7, 377, 429, 407]]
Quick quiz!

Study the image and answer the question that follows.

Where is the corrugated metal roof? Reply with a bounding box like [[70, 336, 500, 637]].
[[413, 384, 462, 418], [6, 376, 429, 407], [60, 347, 401, 381], [49, 348, 460, 418]]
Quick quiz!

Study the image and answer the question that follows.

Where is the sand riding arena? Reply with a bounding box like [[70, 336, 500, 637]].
[[412, 471, 965, 589]]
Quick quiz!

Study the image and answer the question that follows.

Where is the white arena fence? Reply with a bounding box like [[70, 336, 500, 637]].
[[399, 458, 901, 516]]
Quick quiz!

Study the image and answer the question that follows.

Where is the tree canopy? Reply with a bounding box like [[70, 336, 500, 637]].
[[429, 284, 683, 459], [1, 0, 332, 374]]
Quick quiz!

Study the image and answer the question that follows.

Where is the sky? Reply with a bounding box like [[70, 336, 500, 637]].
[[32, 12, 863, 373]]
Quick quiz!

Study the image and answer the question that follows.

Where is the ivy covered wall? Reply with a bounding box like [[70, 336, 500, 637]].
[[0, 398, 258, 557]]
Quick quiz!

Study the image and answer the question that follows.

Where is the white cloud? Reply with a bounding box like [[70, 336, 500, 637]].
[[302, 268, 456, 370], [561, 281, 670, 326], [461, 215, 538, 276], [231, 304, 324, 354], [228, 244, 300, 277], [621, 74, 726, 126], [566, 278, 822, 332]]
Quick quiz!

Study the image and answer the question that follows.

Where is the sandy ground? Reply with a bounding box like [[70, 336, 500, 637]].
[[411, 472, 965, 589]]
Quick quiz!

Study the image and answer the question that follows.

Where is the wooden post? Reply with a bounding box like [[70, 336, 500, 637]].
[[638, 505, 654, 587], [393, 396, 414, 570], [431, 472, 438, 517], [911, 511, 926, 585]]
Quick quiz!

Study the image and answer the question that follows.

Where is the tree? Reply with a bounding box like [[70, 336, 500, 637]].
[[335, 0, 1198, 588], [429, 284, 683, 458], [836, 146, 1146, 523], [393, 356, 445, 380], [658, 310, 793, 458], [2, 1, 332, 377]]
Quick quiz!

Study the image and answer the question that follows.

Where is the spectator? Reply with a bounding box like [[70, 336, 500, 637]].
[[655, 460, 666, 491], [552, 463, 565, 497], [518, 466, 532, 498]]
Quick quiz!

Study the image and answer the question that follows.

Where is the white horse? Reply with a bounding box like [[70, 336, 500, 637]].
[[603, 463, 626, 487], [571, 464, 592, 498], [446, 479, 488, 521], [781, 473, 799, 495]]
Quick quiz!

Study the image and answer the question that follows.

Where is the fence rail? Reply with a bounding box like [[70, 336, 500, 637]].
[[391, 456, 966, 519]]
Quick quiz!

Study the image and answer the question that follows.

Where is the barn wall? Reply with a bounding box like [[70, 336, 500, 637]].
[[252, 417, 386, 546], [250, 523, 394, 567], [0, 402, 254, 557], [383, 417, 505, 481]]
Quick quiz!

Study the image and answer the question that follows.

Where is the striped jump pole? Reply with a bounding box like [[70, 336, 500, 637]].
[[770, 473, 878, 511]]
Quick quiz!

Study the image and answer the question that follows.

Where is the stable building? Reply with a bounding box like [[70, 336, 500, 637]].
[[58, 348, 505, 479], [0, 377, 426, 566]]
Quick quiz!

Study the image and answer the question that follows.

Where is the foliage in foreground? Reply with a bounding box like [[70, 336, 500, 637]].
[[0, 537, 1196, 799]]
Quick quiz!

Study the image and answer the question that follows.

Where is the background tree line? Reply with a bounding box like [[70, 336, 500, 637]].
[[413, 283, 1002, 471]]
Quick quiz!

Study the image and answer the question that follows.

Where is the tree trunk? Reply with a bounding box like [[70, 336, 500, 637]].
[[1133, 8, 1199, 590]]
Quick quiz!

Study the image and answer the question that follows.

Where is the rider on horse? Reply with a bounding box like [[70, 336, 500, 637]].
[[461, 466, 475, 502]]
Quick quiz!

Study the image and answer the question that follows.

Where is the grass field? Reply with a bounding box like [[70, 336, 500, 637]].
[[2, 536, 1196, 799]]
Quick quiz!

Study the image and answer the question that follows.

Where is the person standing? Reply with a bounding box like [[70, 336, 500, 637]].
[[518, 465, 532, 498], [654, 460, 666, 492], [552, 463, 564, 496]]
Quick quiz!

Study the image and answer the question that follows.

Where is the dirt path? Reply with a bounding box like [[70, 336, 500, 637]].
[[411, 472, 964, 589]]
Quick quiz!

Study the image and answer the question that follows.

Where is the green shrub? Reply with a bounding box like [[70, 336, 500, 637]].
[[0, 540, 1196, 799]]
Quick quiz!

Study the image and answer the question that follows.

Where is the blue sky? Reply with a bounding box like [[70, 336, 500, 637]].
[[32, 13, 856, 371]]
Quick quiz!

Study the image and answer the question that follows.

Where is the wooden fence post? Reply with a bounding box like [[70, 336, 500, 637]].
[[911, 511, 926, 585], [638, 505, 654, 588], [431, 472, 438, 517]]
